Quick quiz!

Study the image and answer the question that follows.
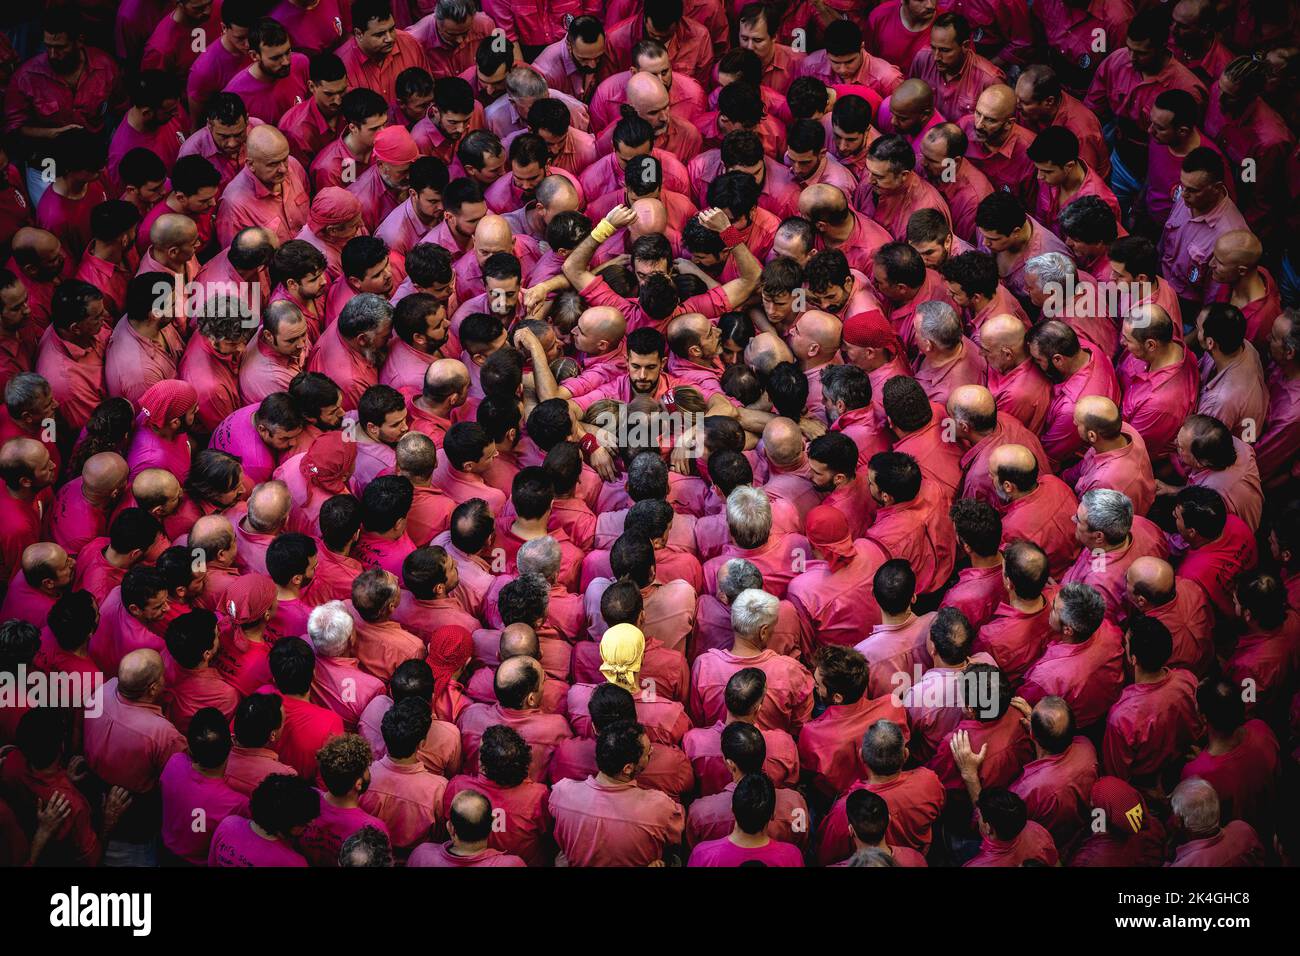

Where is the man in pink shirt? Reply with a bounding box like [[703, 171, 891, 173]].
[[84, 649, 188, 799], [207, 774, 317, 867], [36, 280, 112, 434], [106, 73, 188, 196], [949, 384, 1047, 508], [409, 3, 490, 80], [1173, 486, 1257, 621], [179, 95, 262, 196], [1102, 615, 1200, 782], [959, 84, 1038, 212], [976, 314, 1050, 435], [1014, 64, 1109, 179], [854, 559, 934, 699], [1026, 126, 1119, 237], [1176, 415, 1264, 534], [50, 452, 130, 557], [1167, 778, 1265, 867], [918, 122, 993, 246], [104, 272, 185, 406], [409, 790, 525, 868], [801, 184, 891, 278], [159, 707, 251, 866], [857, 135, 951, 243], [217, 126, 311, 247], [795, 19, 902, 100], [223, 17, 310, 125], [1019, 583, 1124, 729], [910, 12, 1004, 123], [1024, 319, 1119, 470], [1158, 148, 1249, 317], [990, 443, 1080, 579], [1065, 397, 1156, 517], [1115, 305, 1199, 460], [278, 53, 348, 166], [1194, 302, 1269, 441], [186, 0, 257, 126], [799, 645, 908, 798], [689, 588, 814, 734], [1062, 488, 1170, 620], [457, 656, 573, 782]]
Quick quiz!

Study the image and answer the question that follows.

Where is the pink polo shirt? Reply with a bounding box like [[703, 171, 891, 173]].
[[899, 652, 997, 763], [105, 315, 185, 407], [1165, 193, 1252, 314], [816, 767, 946, 862], [84, 678, 188, 794], [1039, 344, 1120, 469], [910, 50, 1004, 126], [279, 97, 342, 169], [1188, 437, 1264, 533], [179, 333, 243, 435], [1117, 348, 1199, 460], [408, 14, 486, 80], [1036, 164, 1120, 237], [442, 772, 552, 865], [986, 358, 1050, 434], [958, 116, 1039, 212], [358, 755, 446, 851], [579, 149, 692, 202], [1169, 821, 1265, 867], [217, 159, 311, 247], [270, 0, 348, 55], [798, 693, 909, 797], [818, 209, 892, 278], [965, 821, 1059, 866], [688, 648, 814, 734], [1062, 516, 1168, 620], [239, 337, 305, 405], [297, 795, 389, 867], [866, 1, 934, 72], [1197, 345, 1269, 442], [854, 612, 935, 700], [1000, 476, 1080, 579], [784, 543, 889, 651], [958, 415, 1050, 509], [1019, 621, 1125, 728], [1102, 667, 1199, 780], [1084, 48, 1206, 154], [273, 693, 345, 780], [179, 123, 260, 194], [222, 55, 310, 125], [1179, 719, 1279, 836], [865, 484, 956, 596], [688, 833, 804, 866], [359, 694, 463, 778], [48, 478, 111, 556], [35, 324, 110, 433], [565, 682, 691, 746], [35, 182, 108, 259], [682, 720, 799, 797], [930, 708, 1034, 791], [914, 338, 987, 407], [160, 753, 250, 864], [1069, 423, 1155, 517], [223, 744, 297, 796], [973, 591, 1054, 684], [305, 321, 379, 411], [187, 37, 249, 125], [208, 815, 307, 867], [940, 565, 1005, 630], [549, 775, 685, 867]]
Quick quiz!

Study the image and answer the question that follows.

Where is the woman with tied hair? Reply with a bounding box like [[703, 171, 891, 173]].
[[273, 429, 359, 535], [565, 622, 692, 747], [171, 448, 248, 533]]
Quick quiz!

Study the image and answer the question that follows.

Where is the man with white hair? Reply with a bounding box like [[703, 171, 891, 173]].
[[1060, 489, 1169, 620], [694, 558, 809, 659], [688, 588, 814, 735], [1023, 251, 1118, 358], [912, 300, 987, 407], [1168, 777, 1265, 866], [702, 486, 811, 600], [308, 599, 386, 731], [484, 66, 590, 142]]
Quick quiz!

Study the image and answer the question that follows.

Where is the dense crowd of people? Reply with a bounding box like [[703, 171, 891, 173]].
[[0, 0, 1297, 868]]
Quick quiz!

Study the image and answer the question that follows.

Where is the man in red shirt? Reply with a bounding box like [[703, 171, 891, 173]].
[[267, 636, 344, 781]]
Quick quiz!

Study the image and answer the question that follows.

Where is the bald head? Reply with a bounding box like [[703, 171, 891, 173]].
[[1126, 556, 1176, 606], [0, 437, 47, 475], [1213, 229, 1262, 270], [1073, 395, 1122, 441], [151, 213, 198, 253], [12, 227, 60, 261], [798, 183, 849, 222], [424, 357, 470, 396], [119, 648, 164, 698], [535, 175, 579, 214], [82, 451, 130, 497], [473, 214, 513, 253], [1032, 696, 1073, 741], [494, 655, 541, 706], [745, 331, 794, 376], [449, 789, 492, 839], [626, 72, 670, 115], [22, 542, 68, 582], [246, 124, 289, 161], [890, 78, 934, 113], [762, 417, 805, 467], [133, 468, 182, 512], [499, 622, 540, 661], [190, 515, 236, 562], [577, 306, 626, 351], [948, 384, 996, 431], [976, 84, 1017, 121], [793, 309, 842, 357], [629, 198, 668, 237], [246, 480, 291, 532], [989, 443, 1036, 477]]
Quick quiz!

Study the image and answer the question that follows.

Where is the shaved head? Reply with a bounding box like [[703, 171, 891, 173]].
[[499, 622, 540, 660], [762, 416, 805, 467], [133, 468, 182, 510], [1213, 229, 1262, 268], [473, 214, 513, 254], [12, 227, 61, 261], [976, 83, 1017, 120], [425, 357, 470, 395], [629, 197, 668, 237], [1073, 395, 1122, 440], [82, 451, 130, 497], [246, 124, 290, 161], [948, 383, 996, 429], [119, 648, 164, 697], [989, 442, 1036, 475], [1126, 556, 1176, 605], [22, 542, 67, 578], [890, 78, 934, 113], [627, 72, 670, 115], [246, 480, 291, 531], [793, 309, 843, 355], [151, 212, 198, 251], [745, 330, 794, 375]]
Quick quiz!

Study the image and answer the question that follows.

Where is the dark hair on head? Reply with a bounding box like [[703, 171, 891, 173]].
[[1199, 302, 1246, 354], [49, 280, 104, 333], [1025, 318, 1080, 361], [508, 132, 551, 171], [611, 112, 655, 152], [390, 658, 435, 705], [1196, 677, 1245, 735], [831, 93, 872, 134], [340, 825, 392, 867], [409, 156, 449, 195], [786, 117, 827, 155], [1124, 614, 1173, 672], [1235, 571, 1287, 630], [939, 251, 999, 299], [881, 375, 932, 432], [906, 207, 951, 246], [682, 215, 725, 256], [846, 788, 890, 844], [868, 133, 915, 172], [249, 774, 321, 836], [823, 17, 862, 54], [430, 74, 473, 116], [205, 91, 249, 127], [978, 787, 1028, 841], [626, 498, 673, 542], [1182, 145, 1225, 183], [120, 566, 168, 615], [48, 590, 97, 652], [234, 693, 284, 747], [1059, 195, 1119, 246], [610, 532, 655, 587], [360, 474, 414, 535], [450, 497, 495, 553], [119, 147, 168, 189], [16, 708, 67, 769], [1153, 88, 1200, 129], [717, 81, 764, 127], [731, 772, 777, 835], [249, 15, 291, 51], [1126, 5, 1172, 47], [786, 76, 830, 120], [1107, 235, 1159, 278], [1027, 125, 1080, 167], [270, 239, 327, 289], [872, 558, 916, 615], [185, 449, 243, 504], [109, 507, 162, 556], [600, 580, 644, 629], [156, 545, 199, 593], [873, 241, 925, 288], [860, 718, 906, 774], [724, 666, 767, 717], [867, 450, 922, 503], [626, 326, 667, 360], [0, 619, 40, 673], [479, 724, 532, 786], [595, 719, 646, 775], [188, 707, 234, 768], [269, 636, 316, 696], [381, 696, 433, 760], [590, 682, 641, 735], [976, 191, 1028, 236], [357, 383, 406, 431], [1002, 539, 1048, 599], [69, 398, 135, 475], [812, 644, 870, 705], [309, 50, 347, 84], [475, 32, 513, 74], [717, 46, 763, 86], [341, 235, 390, 281], [1174, 485, 1227, 539], [706, 171, 761, 221], [510, 466, 553, 520], [546, 210, 590, 252], [930, 606, 974, 666], [950, 498, 1001, 556], [49, 128, 105, 175], [265, 532, 317, 587], [90, 199, 140, 244]]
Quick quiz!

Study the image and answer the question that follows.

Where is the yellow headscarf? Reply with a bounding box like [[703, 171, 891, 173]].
[[599, 623, 646, 693]]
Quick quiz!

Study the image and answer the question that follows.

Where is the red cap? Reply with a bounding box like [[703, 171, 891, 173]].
[[1090, 776, 1147, 834], [139, 379, 198, 425], [224, 573, 277, 625], [842, 309, 898, 350]]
